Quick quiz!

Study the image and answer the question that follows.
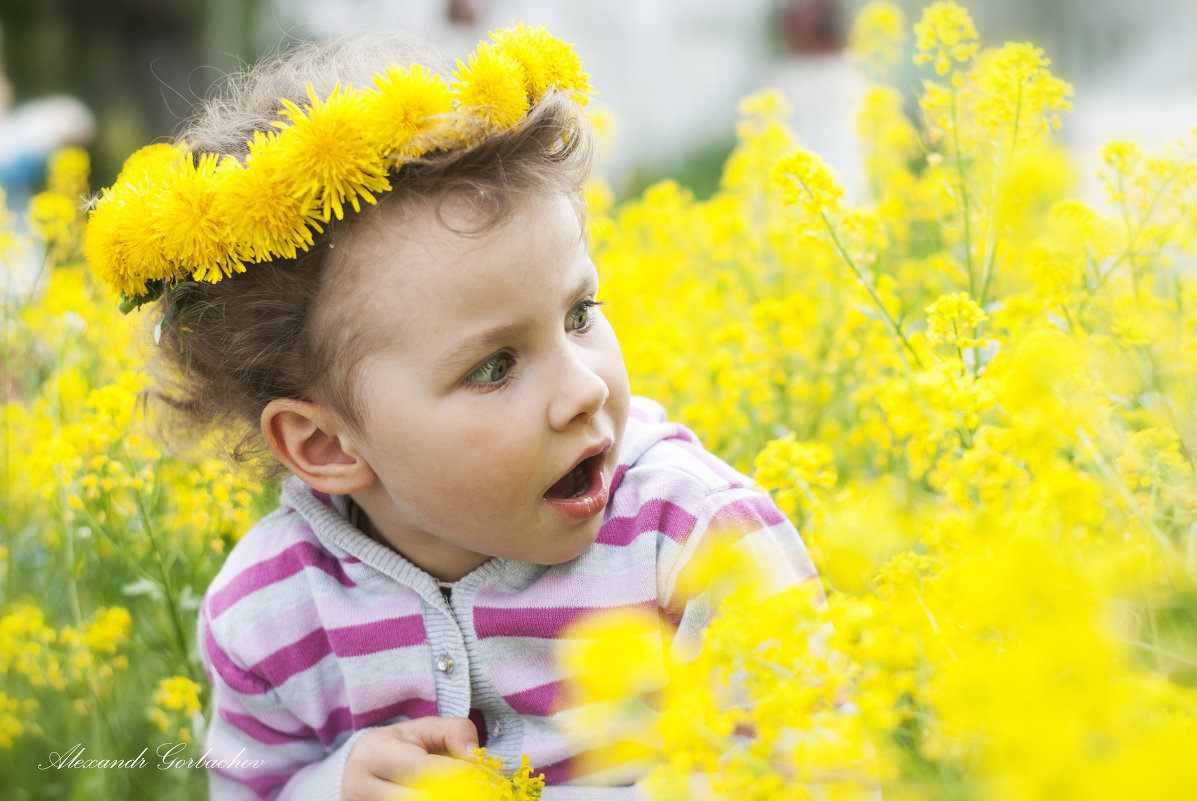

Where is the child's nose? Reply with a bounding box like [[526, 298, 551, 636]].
[[548, 348, 609, 431]]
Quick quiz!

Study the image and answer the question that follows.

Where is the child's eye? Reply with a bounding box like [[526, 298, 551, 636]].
[[566, 299, 604, 332], [467, 352, 514, 387]]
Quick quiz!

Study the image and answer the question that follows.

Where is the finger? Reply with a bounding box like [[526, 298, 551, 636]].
[[369, 741, 466, 786], [390, 716, 480, 759]]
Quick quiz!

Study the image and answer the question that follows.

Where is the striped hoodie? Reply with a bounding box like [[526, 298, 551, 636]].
[[198, 396, 818, 800]]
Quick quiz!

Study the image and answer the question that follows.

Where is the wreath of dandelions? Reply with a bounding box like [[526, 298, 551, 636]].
[[85, 24, 591, 313]]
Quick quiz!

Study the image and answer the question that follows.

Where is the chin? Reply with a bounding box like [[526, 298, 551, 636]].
[[536, 530, 601, 566]]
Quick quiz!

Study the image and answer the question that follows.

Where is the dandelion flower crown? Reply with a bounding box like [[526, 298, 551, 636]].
[[85, 25, 591, 313]]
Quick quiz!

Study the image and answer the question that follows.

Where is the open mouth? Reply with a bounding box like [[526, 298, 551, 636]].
[[542, 440, 613, 521], [544, 454, 601, 500]]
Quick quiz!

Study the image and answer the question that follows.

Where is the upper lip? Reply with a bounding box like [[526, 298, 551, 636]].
[[553, 437, 613, 485]]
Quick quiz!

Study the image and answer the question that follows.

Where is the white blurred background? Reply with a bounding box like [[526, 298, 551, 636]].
[[247, 0, 1197, 198], [2, 0, 1195, 199]]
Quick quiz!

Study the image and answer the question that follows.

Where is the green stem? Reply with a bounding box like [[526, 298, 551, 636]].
[[1082, 164, 1177, 307], [951, 320, 967, 377], [131, 474, 194, 673], [977, 86, 1023, 308], [1057, 300, 1082, 338], [1127, 637, 1197, 669], [1145, 602, 1165, 673], [820, 210, 924, 371], [54, 333, 85, 630]]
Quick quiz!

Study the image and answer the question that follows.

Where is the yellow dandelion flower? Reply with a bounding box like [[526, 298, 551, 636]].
[[156, 152, 248, 281], [85, 180, 175, 300], [489, 25, 590, 105], [490, 24, 557, 99], [214, 132, 323, 262], [454, 43, 530, 130], [366, 63, 453, 158], [116, 142, 184, 187], [86, 142, 193, 300], [275, 84, 391, 222], [535, 33, 591, 106]]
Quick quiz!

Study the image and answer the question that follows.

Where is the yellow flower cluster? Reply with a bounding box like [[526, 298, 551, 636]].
[[580, 2, 1197, 798], [0, 604, 132, 706], [84, 24, 590, 306], [150, 675, 204, 744], [847, 1, 907, 77], [924, 290, 986, 347], [6, 3, 1197, 798], [913, 0, 978, 76], [411, 747, 545, 799]]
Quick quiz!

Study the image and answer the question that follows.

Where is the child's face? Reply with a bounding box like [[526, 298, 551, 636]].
[[332, 192, 631, 580]]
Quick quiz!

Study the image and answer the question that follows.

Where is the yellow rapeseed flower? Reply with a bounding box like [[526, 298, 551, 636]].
[[848, 1, 907, 75], [29, 191, 76, 243], [559, 608, 668, 703], [773, 148, 845, 217], [152, 675, 203, 717], [84, 606, 132, 653], [48, 146, 90, 199], [925, 292, 986, 347], [913, 1, 979, 75], [975, 42, 1073, 137]]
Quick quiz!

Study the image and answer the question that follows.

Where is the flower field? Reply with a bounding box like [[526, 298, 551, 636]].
[[3, 2, 1197, 798]]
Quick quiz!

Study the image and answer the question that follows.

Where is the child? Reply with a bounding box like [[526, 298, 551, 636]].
[[86, 26, 818, 800]]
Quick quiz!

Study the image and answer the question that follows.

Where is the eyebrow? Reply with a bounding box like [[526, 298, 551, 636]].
[[438, 270, 598, 374]]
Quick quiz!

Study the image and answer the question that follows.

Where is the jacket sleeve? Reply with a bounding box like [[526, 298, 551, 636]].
[[198, 603, 367, 801]]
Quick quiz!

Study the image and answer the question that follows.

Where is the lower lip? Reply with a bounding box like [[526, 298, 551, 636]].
[[544, 459, 609, 520]]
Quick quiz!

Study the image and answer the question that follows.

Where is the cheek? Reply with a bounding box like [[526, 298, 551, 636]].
[[435, 404, 542, 483]]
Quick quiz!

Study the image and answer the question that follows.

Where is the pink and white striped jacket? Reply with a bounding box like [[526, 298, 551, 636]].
[[198, 396, 818, 800]]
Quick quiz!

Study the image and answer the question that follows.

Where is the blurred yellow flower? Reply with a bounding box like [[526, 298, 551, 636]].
[[913, 1, 979, 75]]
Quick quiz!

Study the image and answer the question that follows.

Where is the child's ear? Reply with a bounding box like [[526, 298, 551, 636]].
[[261, 399, 375, 494]]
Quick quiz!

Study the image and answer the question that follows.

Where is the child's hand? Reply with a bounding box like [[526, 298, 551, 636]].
[[342, 716, 479, 801]]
